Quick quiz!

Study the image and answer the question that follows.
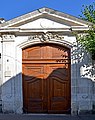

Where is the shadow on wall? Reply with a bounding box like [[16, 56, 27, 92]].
[[72, 42, 95, 79], [0, 73, 23, 113], [71, 41, 95, 114]]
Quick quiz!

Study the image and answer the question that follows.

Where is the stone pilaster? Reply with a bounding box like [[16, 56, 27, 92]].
[[0, 36, 2, 112], [1, 34, 15, 113], [71, 41, 79, 115]]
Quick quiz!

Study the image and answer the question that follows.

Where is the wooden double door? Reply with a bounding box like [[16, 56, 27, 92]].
[[22, 44, 71, 113]]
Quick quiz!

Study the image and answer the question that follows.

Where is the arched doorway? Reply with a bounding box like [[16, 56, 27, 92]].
[[22, 43, 71, 113]]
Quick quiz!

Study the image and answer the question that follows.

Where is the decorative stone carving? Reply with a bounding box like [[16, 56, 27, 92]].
[[1, 34, 15, 42], [28, 33, 64, 42]]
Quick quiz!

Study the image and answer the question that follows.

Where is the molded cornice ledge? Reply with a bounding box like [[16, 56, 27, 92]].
[[0, 28, 20, 33], [0, 26, 89, 33]]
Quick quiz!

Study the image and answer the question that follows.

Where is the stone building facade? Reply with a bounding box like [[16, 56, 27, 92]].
[[0, 7, 95, 114]]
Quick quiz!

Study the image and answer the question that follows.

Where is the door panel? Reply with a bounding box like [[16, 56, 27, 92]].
[[23, 64, 47, 113], [22, 45, 44, 59], [22, 44, 71, 113], [47, 64, 70, 113], [49, 78, 70, 113]]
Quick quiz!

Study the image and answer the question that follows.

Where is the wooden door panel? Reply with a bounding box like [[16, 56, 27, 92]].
[[23, 64, 47, 113], [48, 64, 69, 81], [22, 46, 44, 59], [51, 45, 70, 59], [49, 78, 70, 113], [23, 64, 44, 77], [47, 64, 70, 113], [27, 78, 44, 112]]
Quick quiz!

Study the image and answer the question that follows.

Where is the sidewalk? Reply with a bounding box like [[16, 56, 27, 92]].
[[0, 114, 95, 120]]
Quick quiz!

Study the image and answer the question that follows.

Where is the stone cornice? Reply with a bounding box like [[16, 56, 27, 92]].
[[0, 26, 89, 33], [0, 7, 92, 28]]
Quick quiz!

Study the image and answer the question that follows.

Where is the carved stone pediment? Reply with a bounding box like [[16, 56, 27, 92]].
[[28, 33, 64, 42]]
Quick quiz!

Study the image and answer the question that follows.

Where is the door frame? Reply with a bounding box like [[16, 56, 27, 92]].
[[12, 35, 77, 114]]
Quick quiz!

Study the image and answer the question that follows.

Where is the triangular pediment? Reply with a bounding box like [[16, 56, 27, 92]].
[[0, 7, 91, 30], [19, 18, 70, 29]]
